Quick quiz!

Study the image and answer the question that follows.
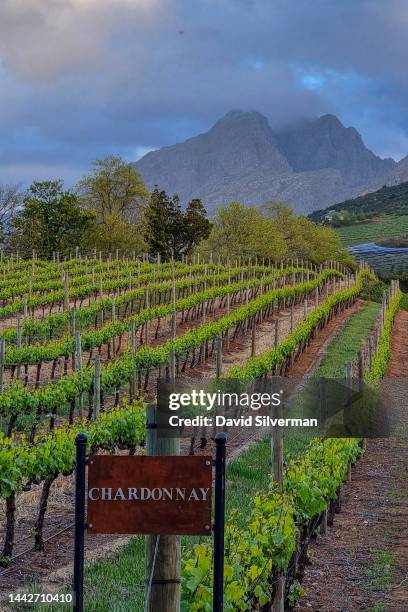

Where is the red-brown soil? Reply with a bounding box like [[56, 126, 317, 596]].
[[295, 310, 408, 612]]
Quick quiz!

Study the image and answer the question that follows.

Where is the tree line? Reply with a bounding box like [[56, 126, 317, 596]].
[[0, 155, 351, 265]]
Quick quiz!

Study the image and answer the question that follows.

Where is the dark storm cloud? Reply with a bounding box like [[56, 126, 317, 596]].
[[0, 0, 408, 186]]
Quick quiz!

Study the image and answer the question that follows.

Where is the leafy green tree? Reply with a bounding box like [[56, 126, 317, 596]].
[[85, 212, 147, 255], [76, 156, 148, 254], [77, 155, 148, 222], [144, 191, 211, 260], [183, 198, 211, 255], [9, 181, 94, 258], [198, 201, 348, 265], [197, 202, 287, 261]]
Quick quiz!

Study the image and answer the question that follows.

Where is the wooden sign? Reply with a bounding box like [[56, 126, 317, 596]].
[[87, 455, 212, 535]]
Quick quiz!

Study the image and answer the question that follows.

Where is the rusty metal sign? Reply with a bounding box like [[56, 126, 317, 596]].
[[87, 455, 212, 535]]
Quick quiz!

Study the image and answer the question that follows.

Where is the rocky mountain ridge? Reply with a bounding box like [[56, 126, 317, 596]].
[[133, 110, 397, 215]]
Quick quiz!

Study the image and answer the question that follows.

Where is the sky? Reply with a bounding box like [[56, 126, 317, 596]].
[[1, 0, 408, 187]]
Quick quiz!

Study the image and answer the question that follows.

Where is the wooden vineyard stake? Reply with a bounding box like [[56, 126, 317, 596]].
[[145, 404, 181, 612], [304, 299, 308, 318], [290, 304, 294, 333], [271, 391, 284, 612], [274, 319, 279, 347], [71, 308, 77, 337], [145, 289, 150, 344], [63, 273, 69, 312], [111, 297, 116, 355], [0, 338, 4, 432], [75, 332, 83, 419], [93, 356, 101, 421], [129, 320, 137, 398], [16, 317, 22, 380], [251, 317, 256, 357], [216, 336, 223, 378], [169, 347, 176, 387], [368, 336, 372, 371]]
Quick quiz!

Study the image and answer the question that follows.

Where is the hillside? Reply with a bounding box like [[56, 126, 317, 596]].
[[133, 111, 395, 215], [309, 181, 408, 223]]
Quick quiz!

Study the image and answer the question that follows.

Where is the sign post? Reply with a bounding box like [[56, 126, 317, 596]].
[[72, 433, 227, 612], [73, 433, 87, 612], [213, 433, 227, 612]]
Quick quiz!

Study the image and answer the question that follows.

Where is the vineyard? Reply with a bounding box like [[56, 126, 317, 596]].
[[0, 253, 406, 611], [335, 214, 408, 247]]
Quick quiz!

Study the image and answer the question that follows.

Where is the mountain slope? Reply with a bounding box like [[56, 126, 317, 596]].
[[277, 114, 395, 185], [309, 181, 408, 222], [133, 111, 396, 215], [384, 155, 408, 186]]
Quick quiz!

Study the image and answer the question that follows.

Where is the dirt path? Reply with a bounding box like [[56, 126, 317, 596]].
[[295, 309, 408, 612]]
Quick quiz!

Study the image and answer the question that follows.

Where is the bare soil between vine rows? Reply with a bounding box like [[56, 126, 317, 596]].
[[295, 309, 408, 612]]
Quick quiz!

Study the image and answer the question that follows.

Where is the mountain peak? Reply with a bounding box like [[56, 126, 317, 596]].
[[134, 110, 397, 216], [214, 109, 269, 129], [319, 113, 343, 126]]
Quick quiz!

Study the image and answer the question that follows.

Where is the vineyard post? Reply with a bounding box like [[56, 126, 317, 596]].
[[304, 299, 308, 318], [93, 356, 101, 421], [271, 386, 284, 612], [73, 433, 87, 612], [63, 273, 69, 312], [145, 404, 181, 612], [75, 331, 84, 419], [71, 308, 77, 337], [0, 337, 4, 431], [16, 317, 22, 379], [169, 347, 176, 386], [274, 319, 279, 347], [251, 317, 257, 357], [130, 320, 137, 398], [368, 336, 372, 371], [290, 304, 294, 333], [112, 297, 116, 355], [145, 289, 150, 344], [319, 379, 328, 535], [216, 336, 223, 378], [213, 433, 227, 612]]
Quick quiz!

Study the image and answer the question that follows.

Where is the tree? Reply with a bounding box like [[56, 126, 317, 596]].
[[144, 192, 212, 261], [76, 156, 148, 222], [76, 156, 148, 254], [0, 184, 22, 242], [197, 202, 287, 261], [9, 181, 94, 258], [144, 189, 182, 260], [198, 201, 348, 265], [85, 212, 147, 255], [183, 199, 211, 255], [263, 202, 344, 264]]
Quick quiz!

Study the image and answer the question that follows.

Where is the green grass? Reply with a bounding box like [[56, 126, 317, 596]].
[[317, 301, 380, 377], [365, 549, 395, 592], [29, 302, 380, 611], [283, 301, 380, 457], [335, 214, 408, 247]]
